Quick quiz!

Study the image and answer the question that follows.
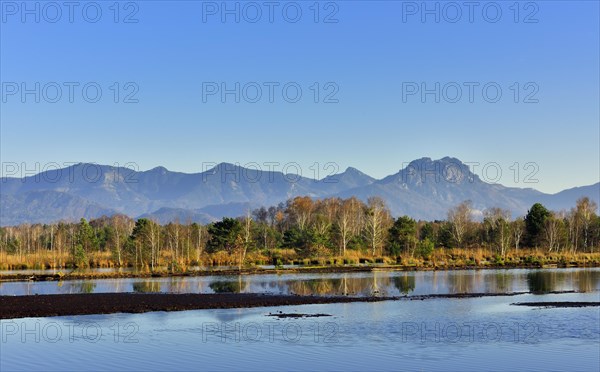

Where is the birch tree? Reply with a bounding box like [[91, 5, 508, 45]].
[[364, 197, 391, 256], [448, 201, 473, 248]]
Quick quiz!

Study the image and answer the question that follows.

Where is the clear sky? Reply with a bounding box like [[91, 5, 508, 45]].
[[1, 0, 598, 193]]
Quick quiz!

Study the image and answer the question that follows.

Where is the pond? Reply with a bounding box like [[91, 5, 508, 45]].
[[1, 268, 599, 371]]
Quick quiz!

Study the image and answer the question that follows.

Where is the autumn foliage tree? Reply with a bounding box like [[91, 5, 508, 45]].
[[448, 201, 473, 248], [1, 195, 598, 270]]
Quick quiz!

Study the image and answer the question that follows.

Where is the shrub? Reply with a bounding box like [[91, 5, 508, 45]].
[[415, 239, 435, 259]]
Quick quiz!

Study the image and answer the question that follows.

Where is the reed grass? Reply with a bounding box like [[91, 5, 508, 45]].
[[1, 247, 599, 271]]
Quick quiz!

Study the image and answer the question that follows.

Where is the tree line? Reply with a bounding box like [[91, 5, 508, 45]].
[[1, 196, 598, 270]]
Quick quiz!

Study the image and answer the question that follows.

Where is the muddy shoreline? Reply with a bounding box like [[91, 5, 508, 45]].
[[2, 262, 598, 283], [511, 302, 600, 308], [0, 291, 586, 319], [0, 293, 390, 319]]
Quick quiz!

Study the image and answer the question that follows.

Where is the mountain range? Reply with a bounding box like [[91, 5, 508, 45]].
[[1, 157, 598, 226]]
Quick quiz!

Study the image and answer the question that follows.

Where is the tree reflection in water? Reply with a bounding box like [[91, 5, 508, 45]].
[[485, 272, 515, 293], [574, 270, 596, 292], [447, 273, 475, 294], [132, 281, 162, 293], [393, 273, 415, 295], [209, 277, 247, 293], [75, 281, 97, 294], [527, 271, 558, 294]]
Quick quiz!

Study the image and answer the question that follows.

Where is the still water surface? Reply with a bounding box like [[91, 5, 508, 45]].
[[2, 268, 599, 296], [1, 268, 599, 371]]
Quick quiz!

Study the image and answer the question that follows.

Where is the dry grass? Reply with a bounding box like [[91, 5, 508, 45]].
[[0, 251, 117, 270], [1, 247, 599, 271]]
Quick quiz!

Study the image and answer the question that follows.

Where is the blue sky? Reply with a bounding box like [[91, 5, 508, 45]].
[[1, 0, 598, 193]]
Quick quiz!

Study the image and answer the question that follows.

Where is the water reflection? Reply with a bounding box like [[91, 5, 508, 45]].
[[166, 279, 196, 294], [486, 272, 514, 293], [393, 274, 415, 295], [289, 279, 339, 296], [74, 281, 97, 294], [209, 279, 247, 293], [133, 281, 162, 293], [285, 274, 399, 296], [526, 270, 599, 294], [447, 272, 477, 294], [1, 268, 599, 297], [575, 270, 596, 292]]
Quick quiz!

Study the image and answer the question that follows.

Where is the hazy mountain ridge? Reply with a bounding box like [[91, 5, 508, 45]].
[[1, 158, 598, 225]]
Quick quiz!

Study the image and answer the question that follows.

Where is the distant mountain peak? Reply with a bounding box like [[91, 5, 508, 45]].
[[409, 156, 466, 167], [149, 166, 168, 173], [344, 166, 364, 174], [410, 156, 433, 164], [204, 162, 243, 173], [324, 166, 373, 180], [216, 162, 239, 168], [380, 157, 480, 186]]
